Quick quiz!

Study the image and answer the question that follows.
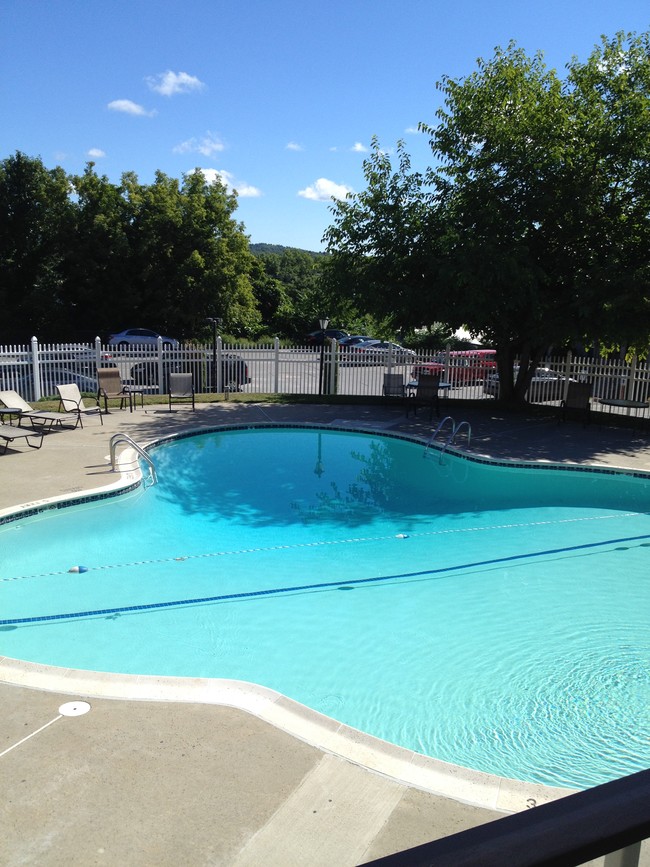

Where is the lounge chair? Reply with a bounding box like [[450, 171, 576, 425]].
[[382, 373, 406, 399], [406, 373, 441, 420], [560, 381, 592, 426], [0, 390, 77, 431], [96, 367, 143, 413], [56, 383, 104, 428], [0, 423, 44, 453], [168, 373, 195, 411]]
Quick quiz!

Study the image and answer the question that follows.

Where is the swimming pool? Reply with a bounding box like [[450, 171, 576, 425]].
[[1, 424, 649, 791]]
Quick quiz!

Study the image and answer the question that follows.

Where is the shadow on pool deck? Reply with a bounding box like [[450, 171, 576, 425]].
[[2, 399, 650, 865]]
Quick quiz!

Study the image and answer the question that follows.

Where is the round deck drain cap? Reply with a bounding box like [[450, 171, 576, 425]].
[[58, 701, 91, 717]]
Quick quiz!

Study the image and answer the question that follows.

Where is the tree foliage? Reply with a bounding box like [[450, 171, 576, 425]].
[[0, 158, 261, 342], [325, 32, 650, 402], [252, 247, 324, 338], [0, 152, 74, 338], [323, 141, 437, 331]]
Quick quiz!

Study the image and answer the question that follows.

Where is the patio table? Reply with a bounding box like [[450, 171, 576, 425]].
[[0, 408, 22, 426]]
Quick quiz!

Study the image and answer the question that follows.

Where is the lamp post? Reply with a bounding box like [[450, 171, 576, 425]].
[[318, 317, 329, 396]]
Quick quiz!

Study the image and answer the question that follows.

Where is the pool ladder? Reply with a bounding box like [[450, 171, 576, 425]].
[[110, 433, 158, 486], [424, 416, 472, 462]]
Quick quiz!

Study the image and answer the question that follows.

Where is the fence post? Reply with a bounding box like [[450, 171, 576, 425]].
[[30, 336, 41, 401], [625, 354, 637, 402], [328, 340, 339, 394], [562, 351, 573, 402], [155, 337, 164, 394], [274, 337, 280, 393], [216, 337, 223, 393], [94, 336, 102, 363]]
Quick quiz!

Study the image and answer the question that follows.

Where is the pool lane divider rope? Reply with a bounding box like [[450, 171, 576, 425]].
[[0, 512, 637, 584], [2, 531, 650, 627]]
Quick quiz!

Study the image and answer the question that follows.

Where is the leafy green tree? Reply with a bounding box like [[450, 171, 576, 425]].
[[123, 169, 261, 339], [252, 247, 326, 339], [0, 152, 74, 340], [66, 163, 133, 339], [0, 157, 263, 343], [421, 43, 579, 399], [323, 140, 437, 333], [248, 255, 294, 337], [325, 33, 650, 402], [564, 33, 650, 352]]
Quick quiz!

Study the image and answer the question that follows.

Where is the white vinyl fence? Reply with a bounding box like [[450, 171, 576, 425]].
[[0, 336, 648, 422]]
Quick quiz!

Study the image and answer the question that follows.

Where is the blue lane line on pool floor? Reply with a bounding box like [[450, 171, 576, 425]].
[[2, 532, 650, 627]]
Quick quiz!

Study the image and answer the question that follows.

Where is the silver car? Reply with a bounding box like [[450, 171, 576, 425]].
[[108, 328, 179, 348]]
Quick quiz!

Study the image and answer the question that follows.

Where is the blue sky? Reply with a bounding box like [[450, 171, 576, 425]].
[[2, 0, 648, 251]]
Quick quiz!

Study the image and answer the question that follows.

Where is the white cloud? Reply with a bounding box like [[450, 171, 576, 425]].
[[193, 167, 262, 198], [329, 142, 368, 153], [404, 126, 421, 134], [147, 70, 205, 96], [298, 178, 353, 202], [108, 99, 155, 117], [286, 141, 304, 151], [173, 132, 225, 156], [87, 148, 106, 158]]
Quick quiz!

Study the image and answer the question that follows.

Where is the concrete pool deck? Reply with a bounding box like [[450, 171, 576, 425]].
[[2, 399, 650, 865]]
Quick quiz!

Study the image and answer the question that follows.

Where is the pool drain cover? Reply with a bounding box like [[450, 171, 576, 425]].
[[58, 701, 91, 717]]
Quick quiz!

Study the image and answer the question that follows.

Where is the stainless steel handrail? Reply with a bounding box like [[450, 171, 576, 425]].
[[450, 419, 472, 448], [109, 432, 157, 486], [424, 416, 456, 455], [425, 417, 472, 461]]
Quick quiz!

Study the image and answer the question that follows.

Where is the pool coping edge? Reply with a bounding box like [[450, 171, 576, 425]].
[[0, 655, 575, 813]]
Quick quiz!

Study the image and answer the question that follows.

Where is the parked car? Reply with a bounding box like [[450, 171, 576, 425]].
[[306, 328, 349, 346], [39, 368, 101, 397], [108, 328, 179, 348], [130, 354, 250, 391], [1, 363, 107, 401], [338, 335, 374, 349], [483, 366, 572, 402], [53, 344, 114, 364], [412, 349, 497, 385], [353, 341, 416, 362]]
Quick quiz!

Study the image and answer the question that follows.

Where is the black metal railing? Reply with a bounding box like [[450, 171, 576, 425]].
[[362, 768, 650, 867]]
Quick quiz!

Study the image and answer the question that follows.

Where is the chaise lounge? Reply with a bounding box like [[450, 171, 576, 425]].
[[0, 390, 77, 431], [0, 423, 44, 454]]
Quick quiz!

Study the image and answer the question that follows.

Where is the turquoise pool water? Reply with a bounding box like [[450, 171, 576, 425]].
[[1, 426, 649, 789]]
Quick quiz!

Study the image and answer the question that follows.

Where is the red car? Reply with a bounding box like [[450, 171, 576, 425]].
[[412, 350, 496, 385]]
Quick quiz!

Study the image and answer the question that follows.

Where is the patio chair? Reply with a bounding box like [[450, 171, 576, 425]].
[[0, 390, 77, 431], [406, 373, 441, 420], [56, 383, 104, 428], [382, 373, 406, 399], [96, 367, 143, 413], [560, 381, 592, 426], [168, 372, 195, 411]]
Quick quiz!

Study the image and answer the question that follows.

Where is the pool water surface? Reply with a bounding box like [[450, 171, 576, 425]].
[[1, 425, 649, 790]]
